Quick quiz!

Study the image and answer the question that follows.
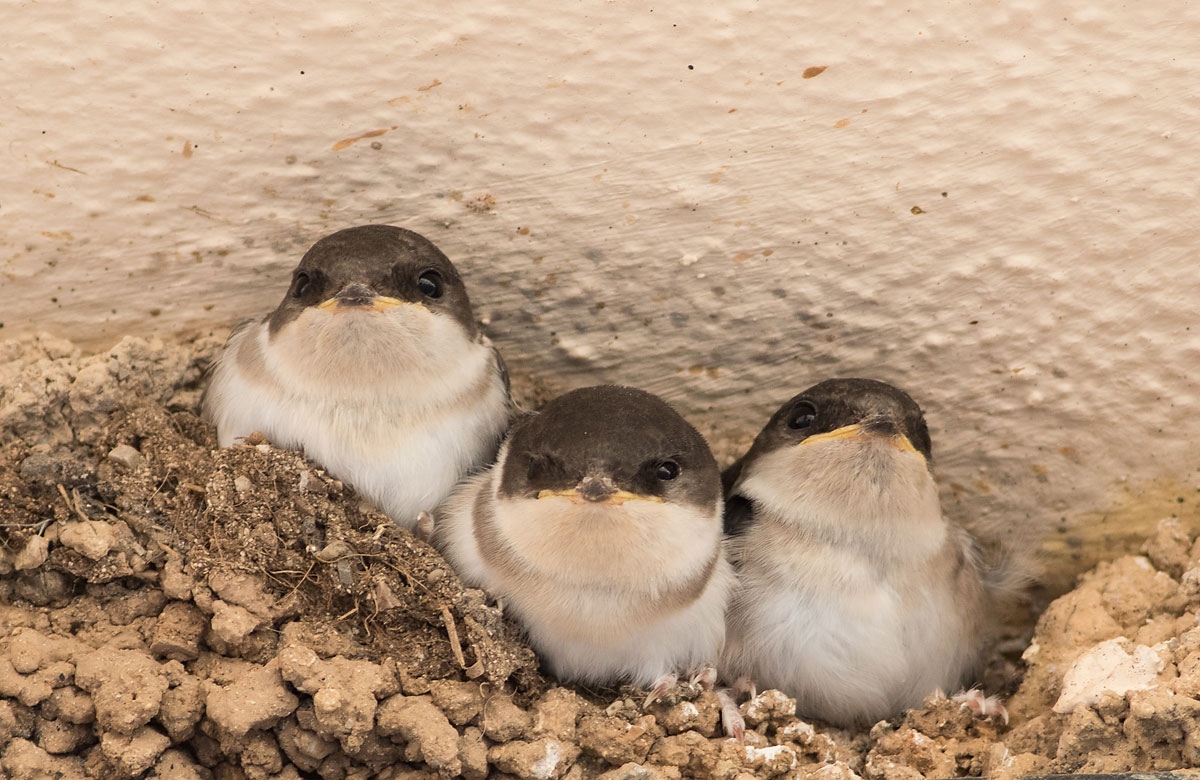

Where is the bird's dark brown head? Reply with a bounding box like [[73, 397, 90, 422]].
[[267, 225, 477, 337], [499, 385, 721, 514], [738, 377, 932, 471], [721, 379, 934, 536]]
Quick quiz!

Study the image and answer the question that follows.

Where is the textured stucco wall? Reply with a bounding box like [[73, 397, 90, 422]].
[[4, 0, 1199, 593]]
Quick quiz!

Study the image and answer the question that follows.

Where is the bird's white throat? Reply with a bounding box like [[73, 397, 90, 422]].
[[740, 436, 946, 563], [489, 493, 721, 593], [262, 304, 487, 401]]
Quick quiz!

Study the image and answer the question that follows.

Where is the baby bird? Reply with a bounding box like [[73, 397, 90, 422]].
[[721, 378, 1005, 727], [202, 225, 510, 529], [435, 385, 733, 691]]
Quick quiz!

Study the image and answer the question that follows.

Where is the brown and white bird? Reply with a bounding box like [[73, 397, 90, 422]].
[[202, 225, 511, 529], [434, 385, 733, 691], [721, 378, 1009, 727]]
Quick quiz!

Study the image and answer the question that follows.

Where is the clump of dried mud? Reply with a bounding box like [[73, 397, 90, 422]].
[[1, 333, 1199, 780]]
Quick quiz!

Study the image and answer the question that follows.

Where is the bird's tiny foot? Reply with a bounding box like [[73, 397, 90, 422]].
[[717, 688, 746, 741], [415, 511, 435, 543], [643, 673, 678, 708], [952, 688, 1009, 725], [689, 666, 718, 690]]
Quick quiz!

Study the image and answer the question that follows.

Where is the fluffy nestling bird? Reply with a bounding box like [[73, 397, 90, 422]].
[[721, 378, 1017, 727], [434, 385, 733, 691], [202, 224, 511, 529]]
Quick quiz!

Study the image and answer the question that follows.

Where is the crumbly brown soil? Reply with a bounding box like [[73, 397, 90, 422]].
[[2, 333, 1199, 780]]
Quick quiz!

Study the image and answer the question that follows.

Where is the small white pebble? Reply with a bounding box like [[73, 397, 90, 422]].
[[778, 720, 816, 743], [15, 535, 50, 570], [530, 740, 562, 780], [743, 744, 797, 772], [234, 476, 252, 494], [107, 444, 142, 470], [1053, 638, 1163, 713]]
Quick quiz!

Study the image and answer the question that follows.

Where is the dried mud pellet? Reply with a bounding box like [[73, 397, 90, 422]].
[[14, 535, 49, 571], [488, 737, 581, 780], [530, 688, 581, 741], [645, 729, 716, 773], [481, 693, 533, 743], [8, 628, 47, 674], [651, 691, 720, 737], [204, 660, 298, 738], [41, 686, 95, 726], [1, 737, 87, 780], [741, 689, 796, 729], [149, 748, 209, 780], [376, 694, 462, 776], [157, 671, 204, 743], [99, 724, 171, 777], [210, 600, 262, 647], [74, 649, 169, 734], [457, 726, 489, 780], [207, 569, 275, 618], [240, 729, 284, 777], [1142, 517, 1194, 578], [33, 715, 93, 755], [150, 601, 207, 662], [594, 762, 676, 780], [804, 763, 865, 780], [428, 679, 485, 726], [58, 520, 116, 560], [159, 552, 193, 601], [277, 718, 336, 772], [741, 743, 799, 776], [578, 714, 657, 767]]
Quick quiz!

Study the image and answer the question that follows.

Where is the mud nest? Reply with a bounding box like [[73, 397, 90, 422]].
[[2, 333, 1199, 780]]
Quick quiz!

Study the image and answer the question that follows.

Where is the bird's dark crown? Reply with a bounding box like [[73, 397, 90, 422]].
[[499, 385, 721, 511], [267, 225, 477, 336], [742, 377, 932, 468], [721, 378, 934, 536]]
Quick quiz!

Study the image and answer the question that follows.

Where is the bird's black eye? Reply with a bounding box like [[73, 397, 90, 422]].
[[292, 272, 311, 299], [417, 270, 444, 299], [656, 460, 680, 481], [788, 400, 818, 430]]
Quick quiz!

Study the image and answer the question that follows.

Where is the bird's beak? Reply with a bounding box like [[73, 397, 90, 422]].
[[801, 421, 918, 454], [316, 283, 405, 313], [536, 475, 663, 506], [800, 423, 866, 446]]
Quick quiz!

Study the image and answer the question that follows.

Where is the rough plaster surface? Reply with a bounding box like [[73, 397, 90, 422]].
[[3, 1, 1199, 584]]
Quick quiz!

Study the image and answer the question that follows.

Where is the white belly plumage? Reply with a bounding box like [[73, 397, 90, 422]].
[[204, 315, 509, 528]]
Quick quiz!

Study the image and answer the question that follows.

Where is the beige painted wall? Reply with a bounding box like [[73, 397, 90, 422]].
[[4, 0, 1199, 592]]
